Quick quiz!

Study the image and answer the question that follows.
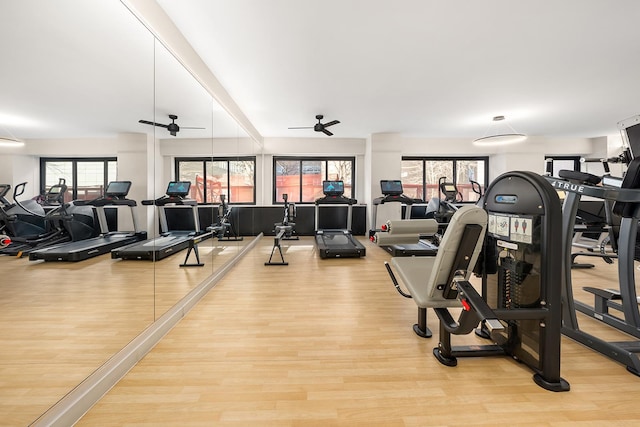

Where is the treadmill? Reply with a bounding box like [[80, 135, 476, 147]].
[[112, 181, 203, 261], [29, 181, 146, 262], [315, 180, 366, 258], [371, 180, 438, 257]]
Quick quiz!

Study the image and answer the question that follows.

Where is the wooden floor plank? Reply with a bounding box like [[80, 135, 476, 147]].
[[75, 237, 640, 426]]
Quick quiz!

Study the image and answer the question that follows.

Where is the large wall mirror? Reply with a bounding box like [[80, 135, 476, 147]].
[[0, 1, 255, 424]]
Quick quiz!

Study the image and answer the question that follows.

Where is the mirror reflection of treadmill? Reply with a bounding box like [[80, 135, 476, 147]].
[[315, 180, 366, 258], [111, 181, 206, 261], [29, 181, 147, 262]]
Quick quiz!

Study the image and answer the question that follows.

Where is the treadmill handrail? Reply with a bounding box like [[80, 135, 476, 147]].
[[315, 195, 357, 205], [314, 201, 356, 233], [143, 195, 197, 206], [372, 194, 419, 206]]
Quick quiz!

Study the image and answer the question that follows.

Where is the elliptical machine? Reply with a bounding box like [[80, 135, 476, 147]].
[[0, 234, 10, 248], [0, 179, 97, 256], [0, 182, 47, 237], [425, 177, 459, 225]]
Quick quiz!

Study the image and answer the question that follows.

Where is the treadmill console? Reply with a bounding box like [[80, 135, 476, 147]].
[[104, 181, 132, 199], [45, 184, 67, 205], [166, 181, 191, 197], [440, 182, 458, 201], [323, 180, 344, 196], [380, 180, 403, 196]]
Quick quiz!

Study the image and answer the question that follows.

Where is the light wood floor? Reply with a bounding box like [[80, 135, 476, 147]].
[[0, 238, 245, 427], [74, 237, 640, 426]]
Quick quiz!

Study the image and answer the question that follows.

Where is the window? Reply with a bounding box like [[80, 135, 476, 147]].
[[545, 156, 580, 176], [175, 157, 256, 204], [40, 158, 117, 202], [401, 157, 488, 202], [273, 157, 355, 203]]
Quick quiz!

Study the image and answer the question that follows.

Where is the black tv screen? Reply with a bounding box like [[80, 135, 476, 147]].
[[323, 180, 344, 196], [625, 122, 640, 160], [166, 181, 190, 197], [380, 180, 403, 196], [105, 181, 132, 197]]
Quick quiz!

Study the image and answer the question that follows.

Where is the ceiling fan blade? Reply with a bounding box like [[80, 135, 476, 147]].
[[288, 126, 313, 129], [323, 120, 340, 128], [139, 119, 169, 129], [322, 128, 334, 136], [180, 126, 206, 130]]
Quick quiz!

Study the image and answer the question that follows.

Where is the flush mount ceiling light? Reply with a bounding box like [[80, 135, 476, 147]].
[[473, 115, 527, 146], [0, 123, 25, 147], [0, 137, 25, 148]]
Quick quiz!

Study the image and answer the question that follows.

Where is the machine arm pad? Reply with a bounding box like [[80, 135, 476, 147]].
[[456, 280, 504, 334], [434, 279, 504, 336]]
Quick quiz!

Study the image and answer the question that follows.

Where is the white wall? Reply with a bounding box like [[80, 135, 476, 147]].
[[368, 133, 403, 227], [114, 133, 149, 232], [13, 155, 40, 199], [0, 144, 30, 190]]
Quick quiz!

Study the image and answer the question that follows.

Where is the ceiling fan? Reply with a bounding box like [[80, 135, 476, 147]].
[[138, 114, 204, 136], [289, 114, 340, 136]]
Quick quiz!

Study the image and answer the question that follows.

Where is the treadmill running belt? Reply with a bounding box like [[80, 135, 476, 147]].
[[316, 232, 366, 259]]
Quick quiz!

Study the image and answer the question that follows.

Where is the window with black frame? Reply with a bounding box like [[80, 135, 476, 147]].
[[40, 157, 117, 202], [401, 157, 489, 202], [544, 155, 580, 176], [273, 156, 355, 203], [175, 156, 256, 204]]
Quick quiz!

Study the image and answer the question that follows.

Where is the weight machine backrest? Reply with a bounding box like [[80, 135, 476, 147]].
[[613, 158, 640, 218]]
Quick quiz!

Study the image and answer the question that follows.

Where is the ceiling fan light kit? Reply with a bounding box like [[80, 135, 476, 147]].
[[473, 115, 527, 146], [289, 114, 340, 136]]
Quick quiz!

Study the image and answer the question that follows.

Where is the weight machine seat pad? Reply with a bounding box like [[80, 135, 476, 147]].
[[613, 157, 640, 218], [386, 219, 438, 235], [389, 205, 488, 309]]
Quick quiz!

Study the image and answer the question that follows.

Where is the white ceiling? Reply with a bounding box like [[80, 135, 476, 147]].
[[0, 0, 242, 141], [1, 0, 640, 142], [156, 0, 640, 139]]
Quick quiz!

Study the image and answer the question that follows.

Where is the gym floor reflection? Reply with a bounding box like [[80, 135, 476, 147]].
[[0, 238, 247, 425]]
